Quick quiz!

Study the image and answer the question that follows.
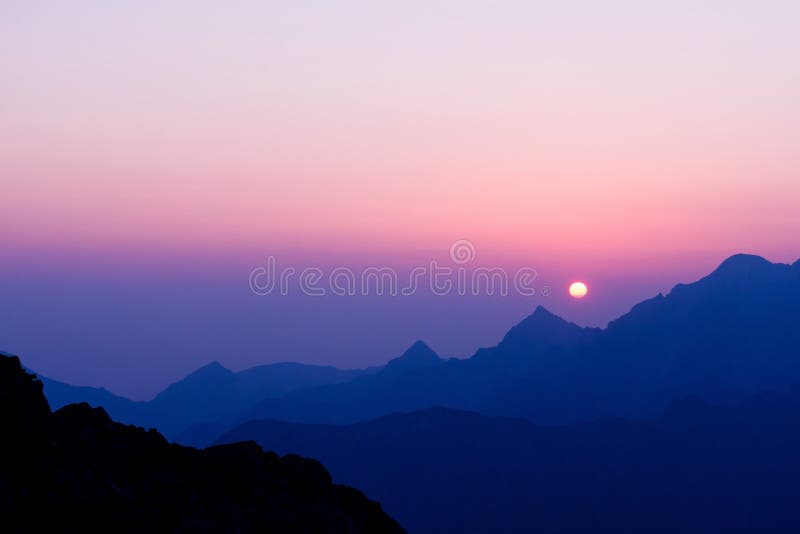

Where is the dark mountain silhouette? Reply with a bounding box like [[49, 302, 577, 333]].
[[0, 354, 403, 533], [10, 253, 800, 532], [37, 254, 800, 444], [144, 361, 380, 434], [226, 254, 800, 426], [234, 341, 450, 428], [495, 305, 594, 353], [40, 375, 144, 418], [176, 307, 602, 431], [217, 389, 800, 534], [381, 340, 443, 376], [41, 360, 380, 437], [175, 342, 444, 446]]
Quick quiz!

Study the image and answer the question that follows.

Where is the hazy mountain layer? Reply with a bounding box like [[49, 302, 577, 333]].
[[219, 390, 800, 533]]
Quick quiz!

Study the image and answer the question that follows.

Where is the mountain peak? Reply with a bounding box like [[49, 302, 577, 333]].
[[407, 339, 434, 354], [532, 305, 558, 318], [398, 340, 440, 363], [498, 307, 587, 350], [711, 254, 772, 277], [187, 361, 232, 378], [151, 361, 235, 405], [383, 340, 442, 374], [605, 252, 800, 337], [519, 306, 571, 328], [678, 253, 798, 295]]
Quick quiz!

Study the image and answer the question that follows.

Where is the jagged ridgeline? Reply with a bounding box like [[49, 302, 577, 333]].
[[0, 355, 404, 533]]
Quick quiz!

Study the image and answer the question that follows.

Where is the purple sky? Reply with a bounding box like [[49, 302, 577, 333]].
[[2, 1, 799, 398]]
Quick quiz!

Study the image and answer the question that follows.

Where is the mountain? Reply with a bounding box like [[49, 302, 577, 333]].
[[39, 375, 145, 419], [381, 340, 443, 376], [495, 305, 593, 353], [41, 360, 380, 437], [579, 253, 800, 418], [228, 254, 800, 426], [0, 353, 403, 532], [173, 341, 445, 446], [219, 305, 601, 426], [234, 341, 449, 427], [217, 389, 800, 534], [37, 254, 800, 439]]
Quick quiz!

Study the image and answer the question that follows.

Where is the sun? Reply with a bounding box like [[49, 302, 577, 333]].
[[569, 281, 588, 299]]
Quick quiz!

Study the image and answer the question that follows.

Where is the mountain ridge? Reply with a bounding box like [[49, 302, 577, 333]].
[[215, 387, 800, 534], [238, 253, 800, 426], [40, 359, 384, 437], [36, 254, 800, 442], [0, 353, 404, 532]]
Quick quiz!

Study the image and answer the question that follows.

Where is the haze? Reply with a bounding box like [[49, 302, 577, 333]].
[[2, 1, 799, 398]]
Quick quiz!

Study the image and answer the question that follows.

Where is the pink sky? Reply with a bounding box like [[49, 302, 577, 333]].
[[3, 1, 799, 262], [1, 1, 799, 396]]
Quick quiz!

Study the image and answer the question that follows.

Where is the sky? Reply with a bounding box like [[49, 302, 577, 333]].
[[2, 1, 799, 398]]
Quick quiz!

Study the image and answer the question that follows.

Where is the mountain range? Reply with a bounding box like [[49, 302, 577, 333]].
[[278, 255, 799, 423], [11, 253, 800, 532], [0, 353, 403, 532], [41, 360, 381, 437], [38, 254, 800, 444]]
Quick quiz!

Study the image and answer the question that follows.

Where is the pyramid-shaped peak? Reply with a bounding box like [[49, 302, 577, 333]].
[[531, 305, 559, 319], [499, 306, 586, 349], [516, 306, 573, 328], [383, 340, 442, 374], [181, 361, 233, 381], [195, 360, 229, 372], [399, 340, 439, 362]]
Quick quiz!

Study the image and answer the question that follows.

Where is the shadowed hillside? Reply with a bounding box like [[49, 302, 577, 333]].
[[0, 354, 403, 533], [219, 390, 800, 534]]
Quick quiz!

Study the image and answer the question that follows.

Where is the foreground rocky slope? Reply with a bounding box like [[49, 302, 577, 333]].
[[0, 354, 403, 533]]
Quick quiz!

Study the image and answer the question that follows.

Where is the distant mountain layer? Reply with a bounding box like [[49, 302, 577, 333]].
[[0, 354, 403, 533], [240, 254, 800, 426], [218, 389, 800, 534], [40, 360, 381, 437], [173, 341, 444, 446], [37, 254, 800, 443]]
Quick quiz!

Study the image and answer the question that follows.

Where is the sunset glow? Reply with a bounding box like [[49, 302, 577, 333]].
[[569, 282, 588, 299], [2, 1, 799, 397]]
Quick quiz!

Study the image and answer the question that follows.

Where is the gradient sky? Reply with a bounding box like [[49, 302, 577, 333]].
[[2, 1, 799, 398]]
